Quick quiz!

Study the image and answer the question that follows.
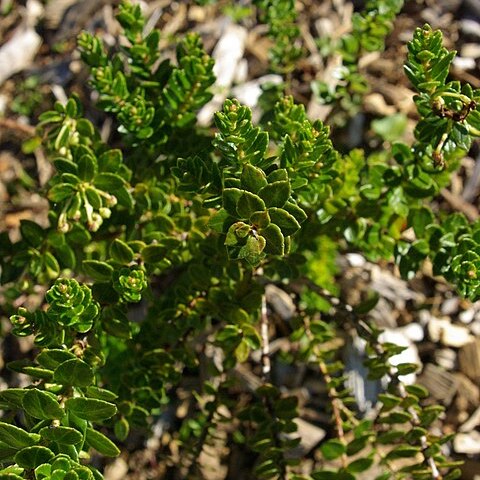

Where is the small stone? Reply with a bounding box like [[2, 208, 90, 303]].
[[459, 308, 475, 324], [471, 320, 480, 336], [461, 19, 480, 40], [461, 43, 480, 59], [434, 348, 457, 370], [427, 317, 473, 347], [285, 418, 326, 458], [453, 56, 476, 70], [400, 323, 424, 342], [453, 431, 480, 455], [231, 74, 283, 108], [460, 406, 480, 432], [104, 458, 128, 480], [441, 297, 459, 316], [345, 253, 366, 267]]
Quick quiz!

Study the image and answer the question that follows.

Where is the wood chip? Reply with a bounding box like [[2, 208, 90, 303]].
[[417, 363, 458, 405], [458, 339, 480, 383]]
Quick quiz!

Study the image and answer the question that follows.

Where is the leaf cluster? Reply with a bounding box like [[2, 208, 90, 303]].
[[0, 3, 478, 480]]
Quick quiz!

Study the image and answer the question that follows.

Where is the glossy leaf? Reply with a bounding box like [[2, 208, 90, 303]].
[[22, 389, 64, 420], [65, 398, 117, 421]]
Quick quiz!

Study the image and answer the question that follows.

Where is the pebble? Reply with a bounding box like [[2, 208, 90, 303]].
[[427, 317, 473, 347], [459, 308, 475, 324], [345, 253, 366, 268], [453, 431, 480, 455], [434, 348, 457, 370], [286, 418, 326, 458], [460, 18, 480, 40], [231, 74, 283, 108], [453, 56, 476, 70], [104, 458, 128, 480], [471, 320, 480, 336], [0, 26, 42, 86], [401, 322, 424, 342], [461, 43, 480, 59], [441, 297, 459, 316], [460, 406, 480, 433]]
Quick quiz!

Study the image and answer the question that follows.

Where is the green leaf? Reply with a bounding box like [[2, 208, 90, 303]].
[[21, 136, 42, 154], [44, 251, 60, 279], [320, 439, 346, 460], [48, 184, 76, 203], [234, 339, 250, 363], [283, 201, 307, 224], [37, 349, 76, 370], [110, 239, 134, 264], [94, 173, 126, 191], [240, 164, 268, 193], [98, 149, 123, 172], [236, 190, 266, 218], [372, 113, 407, 142], [53, 158, 78, 174], [39, 426, 83, 445], [222, 188, 243, 216], [78, 155, 97, 182], [114, 185, 134, 210], [0, 389, 27, 408], [250, 210, 270, 229], [85, 386, 118, 402], [141, 244, 166, 264], [20, 220, 44, 247], [238, 235, 266, 266], [8, 360, 53, 380], [23, 389, 64, 420], [114, 418, 129, 441], [209, 208, 233, 233], [405, 384, 429, 399], [0, 473, 24, 480], [260, 223, 284, 255], [311, 470, 339, 480], [85, 428, 120, 457], [258, 181, 291, 208], [378, 393, 402, 410], [409, 207, 434, 237], [53, 359, 94, 388], [0, 423, 37, 449], [82, 260, 114, 281], [396, 362, 419, 375], [347, 457, 374, 473], [385, 444, 421, 460], [354, 292, 379, 314], [65, 398, 117, 421], [268, 207, 301, 236], [14, 446, 54, 469]]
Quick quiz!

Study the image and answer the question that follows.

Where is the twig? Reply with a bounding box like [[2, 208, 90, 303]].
[[260, 295, 271, 381], [441, 187, 479, 221], [0, 117, 36, 136], [304, 316, 348, 469]]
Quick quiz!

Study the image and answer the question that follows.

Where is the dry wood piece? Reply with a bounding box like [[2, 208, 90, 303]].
[[458, 339, 480, 383], [417, 363, 458, 406], [454, 373, 480, 413]]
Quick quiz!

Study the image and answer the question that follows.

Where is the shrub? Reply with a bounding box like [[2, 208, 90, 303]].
[[1, 1, 478, 479]]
